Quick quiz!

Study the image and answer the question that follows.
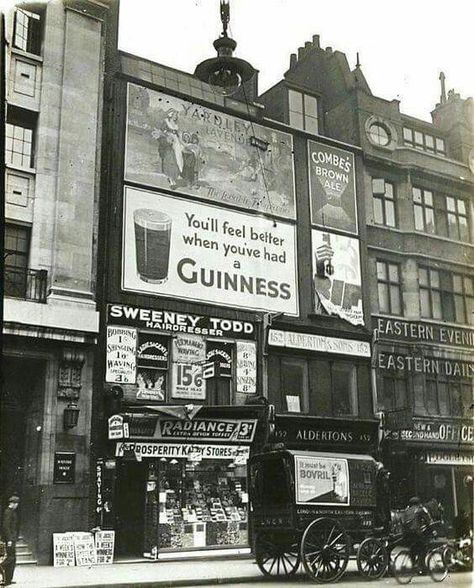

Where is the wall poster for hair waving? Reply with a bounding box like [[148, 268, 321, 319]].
[[124, 83, 296, 220], [122, 187, 299, 316]]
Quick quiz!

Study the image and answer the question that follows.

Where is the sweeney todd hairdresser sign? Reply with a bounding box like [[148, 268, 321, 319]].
[[125, 84, 296, 220], [122, 187, 298, 315]]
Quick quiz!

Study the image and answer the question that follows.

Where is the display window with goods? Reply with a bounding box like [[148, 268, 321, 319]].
[[143, 458, 248, 555]]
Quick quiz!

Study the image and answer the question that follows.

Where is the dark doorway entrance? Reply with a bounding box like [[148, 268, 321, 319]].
[[115, 461, 147, 557]]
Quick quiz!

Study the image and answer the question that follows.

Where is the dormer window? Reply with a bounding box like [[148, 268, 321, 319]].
[[288, 89, 319, 134]]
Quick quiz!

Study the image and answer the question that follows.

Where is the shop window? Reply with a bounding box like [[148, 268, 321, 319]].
[[413, 187, 436, 234], [419, 266, 473, 325], [377, 260, 402, 315], [6, 106, 37, 168], [403, 127, 446, 156], [288, 88, 319, 134], [146, 458, 249, 552], [250, 457, 291, 507], [281, 358, 308, 413], [372, 178, 396, 227], [331, 362, 358, 416], [380, 373, 408, 412], [13, 7, 43, 55]]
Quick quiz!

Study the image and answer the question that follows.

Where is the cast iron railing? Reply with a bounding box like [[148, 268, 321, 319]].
[[3, 266, 48, 303]]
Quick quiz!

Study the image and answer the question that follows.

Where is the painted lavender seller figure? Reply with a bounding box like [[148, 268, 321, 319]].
[[2, 496, 20, 586]]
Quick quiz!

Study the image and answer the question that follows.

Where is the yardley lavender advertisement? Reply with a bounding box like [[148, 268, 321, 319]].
[[125, 84, 296, 219], [122, 187, 299, 315], [309, 141, 357, 234], [312, 229, 363, 325]]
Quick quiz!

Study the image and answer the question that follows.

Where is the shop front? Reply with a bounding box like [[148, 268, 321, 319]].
[[383, 417, 474, 532], [98, 405, 269, 559]]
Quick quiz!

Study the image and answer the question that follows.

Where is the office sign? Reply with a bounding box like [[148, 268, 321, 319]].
[[309, 141, 357, 234], [125, 84, 296, 219], [122, 187, 298, 315], [386, 419, 474, 445]]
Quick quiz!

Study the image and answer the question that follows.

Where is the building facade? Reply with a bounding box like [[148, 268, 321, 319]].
[[2, 0, 110, 564], [260, 34, 473, 530], [93, 12, 377, 559]]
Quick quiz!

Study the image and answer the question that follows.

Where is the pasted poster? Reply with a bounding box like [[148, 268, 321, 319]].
[[171, 333, 206, 400], [105, 325, 137, 384], [295, 456, 350, 506], [136, 332, 169, 401], [122, 187, 299, 316], [125, 84, 296, 219], [309, 141, 357, 234], [312, 229, 363, 326], [236, 341, 257, 394], [206, 340, 233, 378]]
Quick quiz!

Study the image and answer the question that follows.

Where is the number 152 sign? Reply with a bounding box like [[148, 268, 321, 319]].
[[171, 362, 205, 400]]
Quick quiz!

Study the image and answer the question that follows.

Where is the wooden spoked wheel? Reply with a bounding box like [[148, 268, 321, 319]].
[[255, 533, 301, 577], [300, 517, 350, 583], [357, 537, 389, 579]]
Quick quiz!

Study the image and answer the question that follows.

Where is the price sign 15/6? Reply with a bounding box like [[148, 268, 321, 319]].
[[172, 362, 206, 400]]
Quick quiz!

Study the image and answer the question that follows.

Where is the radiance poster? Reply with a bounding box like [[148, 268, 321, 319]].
[[295, 456, 350, 506], [122, 187, 299, 316], [125, 84, 296, 219], [309, 141, 357, 234], [312, 229, 363, 326]]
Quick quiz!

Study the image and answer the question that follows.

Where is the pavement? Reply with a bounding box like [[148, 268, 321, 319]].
[[11, 556, 350, 588], [11, 557, 473, 588]]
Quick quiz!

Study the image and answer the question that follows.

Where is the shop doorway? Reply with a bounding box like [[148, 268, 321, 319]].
[[115, 461, 147, 557], [0, 356, 45, 553]]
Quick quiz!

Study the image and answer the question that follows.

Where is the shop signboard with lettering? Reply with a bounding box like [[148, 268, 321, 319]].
[[308, 141, 357, 234], [236, 341, 257, 394], [154, 418, 257, 443], [125, 84, 296, 219], [137, 333, 169, 369], [105, 326, 137, 384], [312, 230, 363, 325], [53, 452, 76, 484], [268, 329, 370, 357], [374, 316, 474, 349], [171, 333, 206, 400], [424, 451, 474, 466], [122, 187, 299, 316], [386, 418, 474, 445], [206, 341, 233, 378], [295, 456, 350, 506], [377, 352, 474, 377], [115, 442, 250, 461], [273, 416, 378, 452], [107, 303, 256, 340]]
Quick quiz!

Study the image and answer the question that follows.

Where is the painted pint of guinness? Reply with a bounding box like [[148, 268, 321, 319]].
[[134, 209, 172, 283]]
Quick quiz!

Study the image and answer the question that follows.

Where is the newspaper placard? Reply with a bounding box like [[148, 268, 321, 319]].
[[74, 532, 97, 566], [236, 341, 257, 394], [53, 533, 76, 567], [95, 530, 115, 565]]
